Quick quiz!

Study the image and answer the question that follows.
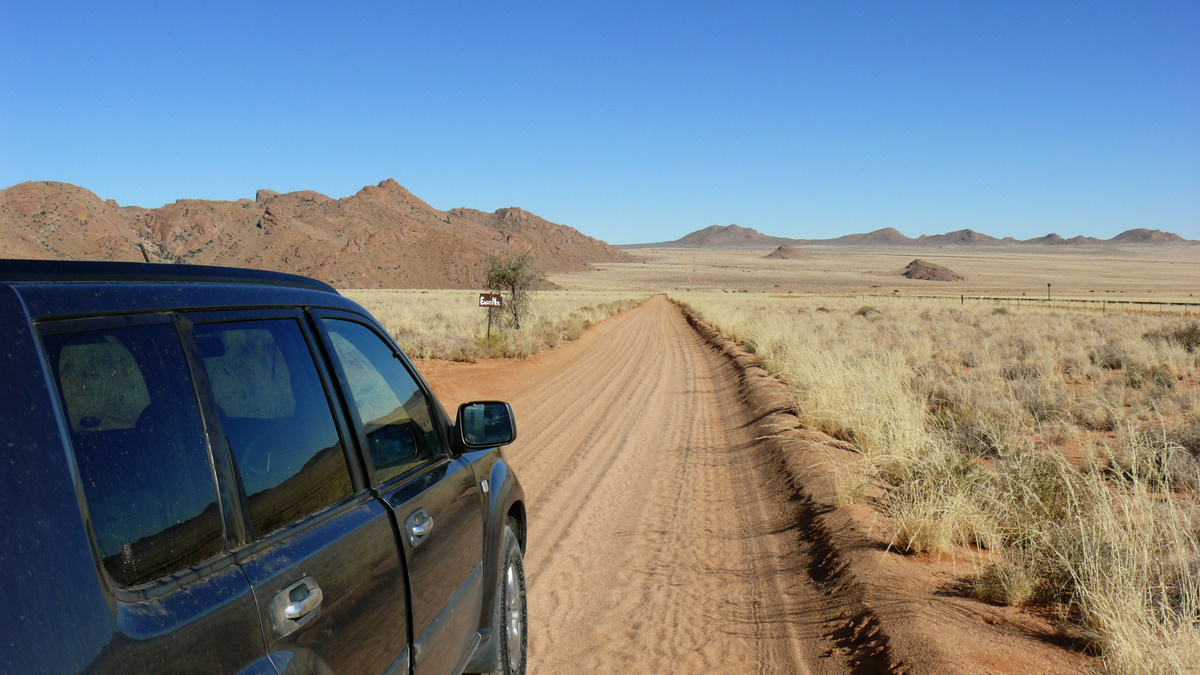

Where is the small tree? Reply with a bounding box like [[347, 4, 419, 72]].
[[484, 251, 545, 329]]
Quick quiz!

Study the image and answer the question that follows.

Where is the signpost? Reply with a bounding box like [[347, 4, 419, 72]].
[[480, 293, 503, 340]]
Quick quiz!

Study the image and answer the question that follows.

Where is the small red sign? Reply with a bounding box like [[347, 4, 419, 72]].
[[479, 293, 503, 308]]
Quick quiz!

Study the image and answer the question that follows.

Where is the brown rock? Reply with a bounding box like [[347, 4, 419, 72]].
[[762, 244, 811, 260], [902, 259, 965, 281]]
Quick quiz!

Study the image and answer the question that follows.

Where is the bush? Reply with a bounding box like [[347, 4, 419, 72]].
[[484, 252, 546, 330], [879, 446, 1003, 554], [1093, 342, 1131, 370], [1107, 425, 1191, 489], [1146, 320, 1200, 354]]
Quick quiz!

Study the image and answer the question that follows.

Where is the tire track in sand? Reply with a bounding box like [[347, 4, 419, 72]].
[[421, 295, 852, 674]]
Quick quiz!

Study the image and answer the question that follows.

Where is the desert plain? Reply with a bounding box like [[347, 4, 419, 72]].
[[562, 242, 1200, 300]]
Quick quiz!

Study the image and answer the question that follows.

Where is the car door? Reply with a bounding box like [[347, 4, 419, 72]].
[[315, 312, 487, 675], [187, 311, 411, 674]]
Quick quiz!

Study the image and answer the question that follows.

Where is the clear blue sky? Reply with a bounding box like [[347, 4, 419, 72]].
[[2, 1, 1197, 243]]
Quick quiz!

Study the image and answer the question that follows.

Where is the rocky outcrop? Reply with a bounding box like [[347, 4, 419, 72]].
[[902, 259, 965, 281], [0, 179, 635, 288], [762, 245, 811, 260]]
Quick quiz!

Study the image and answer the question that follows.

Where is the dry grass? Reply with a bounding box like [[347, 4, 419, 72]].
[[674, 291, 1200, 674], [342, 289, 646, 361]]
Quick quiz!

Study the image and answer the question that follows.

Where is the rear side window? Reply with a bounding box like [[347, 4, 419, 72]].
[[323, 319, 442, 483], [194, 320, 351, 537], [44, 324, 223, 587]]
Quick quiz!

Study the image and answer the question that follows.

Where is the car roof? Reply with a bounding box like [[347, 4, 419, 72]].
[[0, 259, 364, 320], [0, 258, 337, 292]]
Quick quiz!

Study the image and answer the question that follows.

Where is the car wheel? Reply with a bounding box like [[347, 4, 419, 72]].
[[494, 518, 527, 675]]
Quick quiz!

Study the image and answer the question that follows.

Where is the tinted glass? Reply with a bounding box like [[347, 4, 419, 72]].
[[194, 320, 351, 537], [44, 324, 222, 587], [323, 320, 441, 483]]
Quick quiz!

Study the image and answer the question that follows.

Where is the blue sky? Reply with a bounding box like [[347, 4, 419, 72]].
[[2, 1, 1197, 243]]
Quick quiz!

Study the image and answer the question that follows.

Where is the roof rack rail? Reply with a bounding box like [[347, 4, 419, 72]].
[[0, 259, 338, 294]]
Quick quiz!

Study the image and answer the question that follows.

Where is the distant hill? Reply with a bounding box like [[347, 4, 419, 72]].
[[622, 224, 1192, 248], [902, 259, 965, 281], [830, 227, 913, 245], [0, 180, 633, 288], [762, 245, 811, 260], [1108, 228, 1187, 244], [1026, 233, 1067, 245], [916, 229, 1001, 246], [626, 224, 796, 248]]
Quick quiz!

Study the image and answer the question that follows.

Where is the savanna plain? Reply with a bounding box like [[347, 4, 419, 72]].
[[350, 243, 1200, 674]]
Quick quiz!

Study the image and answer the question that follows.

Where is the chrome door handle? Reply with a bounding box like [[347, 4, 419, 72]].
[[285, 586, 324, 620], [405, 508, 434, 546], [272, 576, 323, 637], [411, 517, 434, 538]]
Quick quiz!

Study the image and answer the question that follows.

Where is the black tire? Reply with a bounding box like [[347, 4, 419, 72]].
[[493, 519, 527, 675]]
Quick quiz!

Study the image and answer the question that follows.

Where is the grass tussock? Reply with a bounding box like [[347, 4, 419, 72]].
[[343, 289, 645, 360], [676, 292, 1200, 673]]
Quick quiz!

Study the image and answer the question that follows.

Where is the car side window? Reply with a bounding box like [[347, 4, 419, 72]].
[[43, 324, 223, 588], [193, 320, 351, 537], [323, 319, 441, 484]]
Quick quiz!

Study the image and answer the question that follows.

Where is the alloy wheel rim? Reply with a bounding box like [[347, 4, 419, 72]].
[[505, 561, 523, 670]]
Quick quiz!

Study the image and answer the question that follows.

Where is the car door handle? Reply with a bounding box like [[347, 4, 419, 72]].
[[405, 508, 434, 546], [412, 517, 433, 537], [285, 585, 324, 620], [271, 576, 323, 637]]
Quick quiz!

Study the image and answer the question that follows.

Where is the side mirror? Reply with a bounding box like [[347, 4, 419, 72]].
[[456, 401, 516, 450]]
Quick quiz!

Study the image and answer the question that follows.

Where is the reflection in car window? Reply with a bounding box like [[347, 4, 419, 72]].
[[323, 320, 441, 483], [194, 320, 351, 537], [44, 324, 222, 587]]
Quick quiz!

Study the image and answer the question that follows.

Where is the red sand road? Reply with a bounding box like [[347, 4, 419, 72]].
[[419, 296, 856, 674]]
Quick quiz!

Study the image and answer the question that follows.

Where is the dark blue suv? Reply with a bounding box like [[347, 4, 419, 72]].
[[0, 260, 527, 675]]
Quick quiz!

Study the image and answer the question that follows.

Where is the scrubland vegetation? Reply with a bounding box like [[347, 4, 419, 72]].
[[674, 292, 1200, 674], [342, 289, 645, 360]]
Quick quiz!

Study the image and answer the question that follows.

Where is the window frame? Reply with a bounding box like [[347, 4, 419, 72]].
[[309, 309, 454, 490], [181, 308, 368, 547], [35, 313, 240, 602]]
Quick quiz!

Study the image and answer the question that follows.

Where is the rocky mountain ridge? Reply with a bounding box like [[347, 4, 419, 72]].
[[0, 179, 633, 288]]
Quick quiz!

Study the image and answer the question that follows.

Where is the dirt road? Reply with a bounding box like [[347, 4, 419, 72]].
[[421, 295, 853, 674]]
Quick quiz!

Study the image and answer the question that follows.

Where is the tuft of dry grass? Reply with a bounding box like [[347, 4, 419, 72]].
[[675, 291, 1200, 673], [343, 289, 645, 360], [974, 557, 1038, 606]]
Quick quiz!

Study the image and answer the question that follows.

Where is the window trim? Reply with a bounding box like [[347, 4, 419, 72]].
[[309, 309, 453, 490]]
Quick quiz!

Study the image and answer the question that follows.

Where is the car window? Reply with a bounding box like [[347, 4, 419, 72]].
[[323, 319, 441, 483], [194, 320, 351, 537], [44, 324, 222, 587]]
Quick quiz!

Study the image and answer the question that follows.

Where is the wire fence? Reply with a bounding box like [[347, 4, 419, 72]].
[[849, 293, 1200, 316]]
